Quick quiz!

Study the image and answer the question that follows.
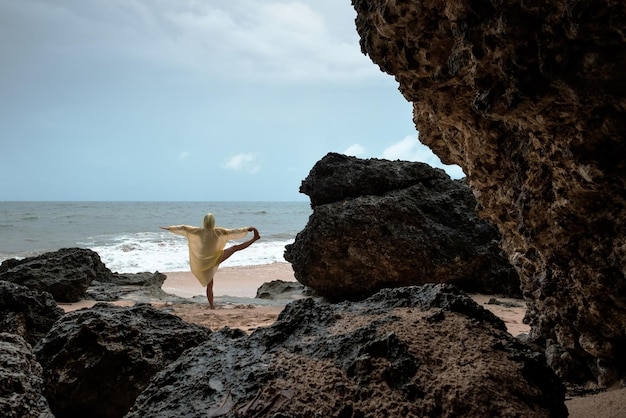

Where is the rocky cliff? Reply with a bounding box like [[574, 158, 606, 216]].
[[352, 0, 626, 386]]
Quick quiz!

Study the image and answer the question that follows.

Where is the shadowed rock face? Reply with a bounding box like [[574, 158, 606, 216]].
[[34, 303, 212, 418], [127, 285, 566, 418], [0, 281, 64, 347], [0, 333, 54, 418], [352, 0, 626, 386], [285, 153, 520, 300]]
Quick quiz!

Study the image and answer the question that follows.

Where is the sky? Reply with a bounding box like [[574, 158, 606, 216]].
[[0, 0, 463, 201]]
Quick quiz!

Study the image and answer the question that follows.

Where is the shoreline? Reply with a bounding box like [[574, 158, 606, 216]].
[[162, 262, 298, 299], [57, 262, 298, 312]]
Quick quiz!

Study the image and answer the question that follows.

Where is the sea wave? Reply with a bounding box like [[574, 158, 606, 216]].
[[86, 234, 294, 273], [0, 201, 310, 270]]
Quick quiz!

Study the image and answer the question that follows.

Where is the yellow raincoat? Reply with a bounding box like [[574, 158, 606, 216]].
[[165, 214, 249, 286]]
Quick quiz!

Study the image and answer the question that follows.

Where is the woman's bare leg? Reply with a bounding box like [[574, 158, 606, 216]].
[[209, 230, 259, 309], [218, 230, 260, 264], [206, 281, 215, 309]]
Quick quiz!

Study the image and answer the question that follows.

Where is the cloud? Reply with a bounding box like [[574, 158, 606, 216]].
[[382, 135, 465, 179], [177, 151, 190, 162], [223, 153, 261, 173], [164, 1, 379, 83], [344, 144, 365, 157], [382, 136, 425, 161], [4, 0, 378, 84]]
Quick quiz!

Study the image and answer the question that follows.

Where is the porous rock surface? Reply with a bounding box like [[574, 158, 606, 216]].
[[0, 333, 54, 418], [0, 280, 64, 347], [34, 303, 212, 418], [285, 152, 520, 300], [127, 284, 566, 418], [352, 0, 626, 386], [0, 248, 111, 302]]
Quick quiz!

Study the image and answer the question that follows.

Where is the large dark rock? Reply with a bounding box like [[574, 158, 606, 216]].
[[0, 333, 54, 418], [127, 284, 566, 418], [0, 248, 111, 302], [285, 153, 520, 301], [0, 248, 171, 303], [0, 281, 64, 347], [300, 152, 450, 207], [34, 303, 212, 418], [352, 0, 626, 386]]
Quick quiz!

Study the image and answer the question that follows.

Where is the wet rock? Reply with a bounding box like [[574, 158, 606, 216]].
[[352, 0, 626, 386], [0, 281, 64, 347], [285, 153, 520, 301], [127, 284, 566, 418], [0, 333, 54, 418], [34, 303, 212, 418], [0, 248, 111, 302]]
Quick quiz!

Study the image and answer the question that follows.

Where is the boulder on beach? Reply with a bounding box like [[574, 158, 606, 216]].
[[34, 303, 212, 418], [0, 280, 64, 347], [285, 153, 520, 301], [0, 248, 111, 303], [126, 284, 566, 418], [0, 247, 172, 303]]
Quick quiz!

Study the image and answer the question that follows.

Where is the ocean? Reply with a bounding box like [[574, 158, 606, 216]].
[[0, 201, 311, 273]]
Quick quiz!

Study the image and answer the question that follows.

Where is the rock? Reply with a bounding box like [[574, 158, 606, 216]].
[[0, 333, 54, 418], [255, 280, 307, 301], [285, 153, 520, 301], [0, 281, 64, 347], [34, 303, 212, 418], [0, 248, 173, 303], [86, 271, 169, 302], [100, 271, 167, 287], [299, 152, 451, 207], [352, 0, 626, 386], [127, 284, 566, 418], [487, 297, 524, 309], [0, 248, 112, 302]]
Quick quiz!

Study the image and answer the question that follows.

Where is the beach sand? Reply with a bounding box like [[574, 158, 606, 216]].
[[162, 263, 299, 299], [57, 262, 624, 416]]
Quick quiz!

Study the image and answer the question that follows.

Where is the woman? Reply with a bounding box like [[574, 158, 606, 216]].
[[160, 213, 260, 309]]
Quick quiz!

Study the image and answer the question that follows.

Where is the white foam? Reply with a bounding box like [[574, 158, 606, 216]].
[[85, 232, 293, 273]]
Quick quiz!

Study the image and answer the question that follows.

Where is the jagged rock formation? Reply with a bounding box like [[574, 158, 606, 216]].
[[34, 303, 212, 418], [0, 281, 64, 347], [127, 284, 566, 418], [285, 153, 520, 300], [0, 333, 54, 418], [0, 248, 110, 302], [352, 0, 626, 386]]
